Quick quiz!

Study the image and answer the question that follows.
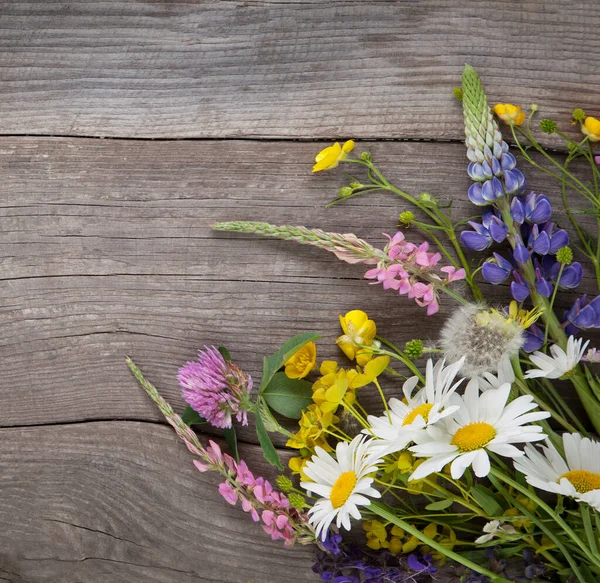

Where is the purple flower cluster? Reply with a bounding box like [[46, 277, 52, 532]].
[[313, 535, 437, 583], [178, 346, 253, 429], [462, 191, 583, 339], [466, 139, 526, 205]]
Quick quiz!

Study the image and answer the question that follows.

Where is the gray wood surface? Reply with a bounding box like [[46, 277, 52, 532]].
[[1, 1, 599, 582], [1, 1, 599, 139]]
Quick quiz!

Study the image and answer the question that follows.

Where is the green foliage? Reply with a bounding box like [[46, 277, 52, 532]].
[[217, 345, 232, 361], [471, 484, 504, 517], [424, 499, 454, 511], [262, 372, 313, 419], [224, 426, 239, 462], [181, 406, 206, 426], [254, 408, 283, 470]]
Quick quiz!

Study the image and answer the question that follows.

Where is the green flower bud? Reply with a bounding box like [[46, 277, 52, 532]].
[[573, 108, 586, 122], [360, 151, 372, 163], [398, 210, 415, 227], [276, 475, 293, 493], [337, 186, 353, 199], [349, 181, 363, 190], [404, 339, 424, 360], [419, 192, 436, 203], [288, 492, 306, 510], [530, 103, 540, 114], [539, 119, 557, 134], [556, 246, 573, 265], [452, 87, 463, 102]]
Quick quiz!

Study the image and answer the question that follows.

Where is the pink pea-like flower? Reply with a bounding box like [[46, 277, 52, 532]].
[[218, 482, 238, 505]]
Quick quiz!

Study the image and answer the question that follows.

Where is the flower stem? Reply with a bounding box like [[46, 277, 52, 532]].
[[369, 501, 515, 583]]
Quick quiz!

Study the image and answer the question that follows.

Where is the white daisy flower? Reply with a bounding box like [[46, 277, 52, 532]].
[[408, 382, 550, 481], [365, 357, 465, 456], [524, 335, 589, 379], [514, 433, 600, 512], [467, 356, 515, 393], [300, 435, 383, 540], [474, 520, 517, 544]]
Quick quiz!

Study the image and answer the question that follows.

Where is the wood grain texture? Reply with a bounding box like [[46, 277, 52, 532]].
[[0, 137, 595, 442], [1, 1, 599, 139], [0, 421, 316, 583]]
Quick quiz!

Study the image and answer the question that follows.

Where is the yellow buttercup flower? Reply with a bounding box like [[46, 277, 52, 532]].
[[337, 310, 377, 363], [312, 364, 370, 411], [286, 404, 338, 451], [284, 341, 317, 379], [288, 455, 310, 481], [493, 103, 525, 126], [582, 116, 600, 142], [312, 140, 355, 173], [363, 520, 389, 550]]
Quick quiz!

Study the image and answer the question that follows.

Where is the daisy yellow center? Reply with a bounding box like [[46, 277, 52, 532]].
[[330, 471, 357, 508], [559, 469, 600, 494], [403, 403, 434, 426], [451, 422, 497, 453]]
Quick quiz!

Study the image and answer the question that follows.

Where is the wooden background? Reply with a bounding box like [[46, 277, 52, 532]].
[[1, 1, 599, 581]]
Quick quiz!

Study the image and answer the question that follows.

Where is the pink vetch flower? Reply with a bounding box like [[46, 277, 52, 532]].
[[583, 348, 600, 363], [595, 156, 600, 165], [178, 346, 253, 429], [218, 482, 238, 505], [364, 231, 465, 315], [210, 455, 305, 547], [441, 266, 467, 283]]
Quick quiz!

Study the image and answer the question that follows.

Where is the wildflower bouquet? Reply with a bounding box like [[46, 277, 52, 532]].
[[128, 66, 600, 583]]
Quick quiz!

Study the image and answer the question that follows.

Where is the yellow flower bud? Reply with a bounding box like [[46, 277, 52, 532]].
[[312, 140, 355, 172], [493, 103, 526, 126], [582, 116, 600, 142]]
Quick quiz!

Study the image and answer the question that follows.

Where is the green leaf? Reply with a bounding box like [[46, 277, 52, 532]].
[[181, 406, 207, 426], [425, 499, 454, 511], [254, 408, 283, 470], [260, 332, 320, 392], [218, 345, 232, 361], [262, 372, 313, 419], [224, 426, 239, 462], [471, 484, 504, 517]]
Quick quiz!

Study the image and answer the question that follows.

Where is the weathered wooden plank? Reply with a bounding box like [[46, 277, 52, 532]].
[[0, 421, 317, 582], [1, 1, 598, 139], [0, 137, 595, 440]]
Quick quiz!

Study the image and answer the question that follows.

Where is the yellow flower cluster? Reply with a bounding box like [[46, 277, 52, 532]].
[[493, 103, 525, 126], [287, 309, 389, 479], [363, 521, 456, 562]]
